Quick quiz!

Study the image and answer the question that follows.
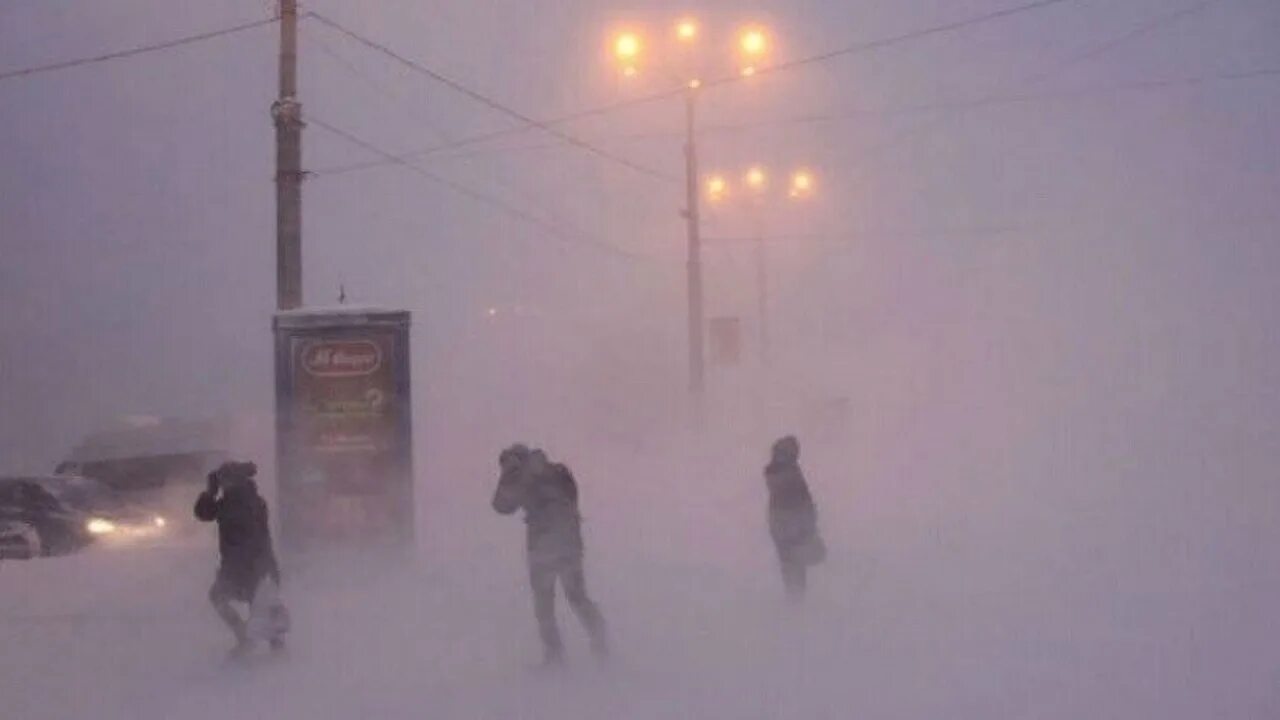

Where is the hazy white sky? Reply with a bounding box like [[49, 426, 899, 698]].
[[1, 0, 1278, 475], [3, 4, 1280, 717]]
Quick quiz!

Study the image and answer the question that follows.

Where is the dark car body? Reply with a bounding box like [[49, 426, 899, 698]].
[[0, 478, 94, 557], [39, 475, 170, 543], [0, 521, 43, 559]]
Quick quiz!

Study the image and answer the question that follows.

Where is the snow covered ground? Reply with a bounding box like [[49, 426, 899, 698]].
[[3, 435, 1278, 720]]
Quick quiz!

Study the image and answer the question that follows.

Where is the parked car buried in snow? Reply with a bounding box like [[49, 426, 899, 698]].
[[0, 478, 95, 557], [0, 519, 43, 559], [0, 475, 170, 557]]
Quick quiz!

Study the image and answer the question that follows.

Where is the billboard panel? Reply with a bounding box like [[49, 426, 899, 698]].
[[273, 308, 413, 551]]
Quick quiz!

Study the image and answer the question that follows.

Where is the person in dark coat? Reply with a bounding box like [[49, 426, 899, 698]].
[[765, 435, 824, 600], [194, 460, 282, 653], [493, 444, 607, 665]]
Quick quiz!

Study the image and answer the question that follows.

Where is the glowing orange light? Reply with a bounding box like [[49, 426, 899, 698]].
[[740, 28, 768, 56], [789, 170, 814, 198], [614, 32, 641, 61], [676, 19, 698, 41], [745, 165, 767, 191], [706, 174, 728, 201]]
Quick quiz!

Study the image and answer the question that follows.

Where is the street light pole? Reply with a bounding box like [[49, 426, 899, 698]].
[[683, 86, 706, 399], [743, 167, 770, 365], [612, 19, 771, 401], [705, 167, 812, 368], [754, 226, 770, 364], [273, 0, 304, 310]]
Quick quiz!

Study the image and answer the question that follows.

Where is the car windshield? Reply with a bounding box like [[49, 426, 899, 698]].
[[42, 477, 122, 512]]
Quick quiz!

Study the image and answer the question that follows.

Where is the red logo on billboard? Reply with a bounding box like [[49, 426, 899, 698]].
[[302, 341, 382, 377]]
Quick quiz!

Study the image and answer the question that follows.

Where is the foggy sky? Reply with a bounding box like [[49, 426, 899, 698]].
[[2, 0, 1278, 479], [4, 2, 1280, 717]]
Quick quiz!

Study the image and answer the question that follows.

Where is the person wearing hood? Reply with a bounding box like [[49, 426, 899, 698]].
[[764, 435, 825, 600], [492, 444, 607, 666], [194, 460, 283, 653]]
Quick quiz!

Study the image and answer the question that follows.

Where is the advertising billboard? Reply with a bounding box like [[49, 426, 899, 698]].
[[273, 308, 414, 551]]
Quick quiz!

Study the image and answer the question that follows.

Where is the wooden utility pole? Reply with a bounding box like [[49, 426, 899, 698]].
[[273, 0, 303, 310]]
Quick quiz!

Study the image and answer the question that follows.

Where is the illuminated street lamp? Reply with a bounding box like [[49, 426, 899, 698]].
[[740, 28, 767, 54], [614, 31, 642, 75], [700, 165, 818, 365], [605, 18, 779, 402], [676, 18, 699, 42], [614, 32, 641, 60], [707, 166, 816, 202], [789, 169, 815, 199], [706, 174, 728, 203], [738, 26, 769, 76]]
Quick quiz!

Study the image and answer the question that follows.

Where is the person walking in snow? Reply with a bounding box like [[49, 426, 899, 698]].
[[194, 460, 286, 656], [764, 436, 825, 600], [492, 444, 607, 666]]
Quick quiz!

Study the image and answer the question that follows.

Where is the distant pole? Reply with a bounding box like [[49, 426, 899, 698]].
[[273, 0, 304, 310], [683, 87, 705, 402], [745, 195, 770, 365], [754, 233, 770, 364]]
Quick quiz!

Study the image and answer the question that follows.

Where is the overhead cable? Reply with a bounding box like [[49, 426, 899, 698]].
[[308, 12, 677, 183], [0, 17, 280, 82], [306, 0, 1079, 177], [307, 115, 654, 263]]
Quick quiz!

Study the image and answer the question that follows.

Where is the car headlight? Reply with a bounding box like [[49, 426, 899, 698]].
[[86, 518, 117, 535]]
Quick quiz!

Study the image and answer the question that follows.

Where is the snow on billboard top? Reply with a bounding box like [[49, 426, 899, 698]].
[[273, 306, 410, 330]]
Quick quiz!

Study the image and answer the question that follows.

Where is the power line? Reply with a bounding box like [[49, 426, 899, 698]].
[[309, 0, 1247, 188], [306, 115, 653, 263], [818, 0, 1241, 178], [704, 226, 1024, 248], [306, 0, 1079, 178], [307, 12, 677, 183], [304, 86, 687, 178], [1021, 0, 1226, 83], [311, 1, 1254, 181], [306, 25, 610, 261], [698, 4, 1247, 267], [304, 64, 1280, 175], [709, 0, 1079, 88], [0, 16, 280, 83], [715, 67, 1280, 134], [310, 30, 425, 117]]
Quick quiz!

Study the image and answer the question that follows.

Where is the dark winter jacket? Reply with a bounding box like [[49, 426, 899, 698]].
[[194, 480, 280, 587], [765, 439, 818, 554], [493, 457, 584, 565]]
